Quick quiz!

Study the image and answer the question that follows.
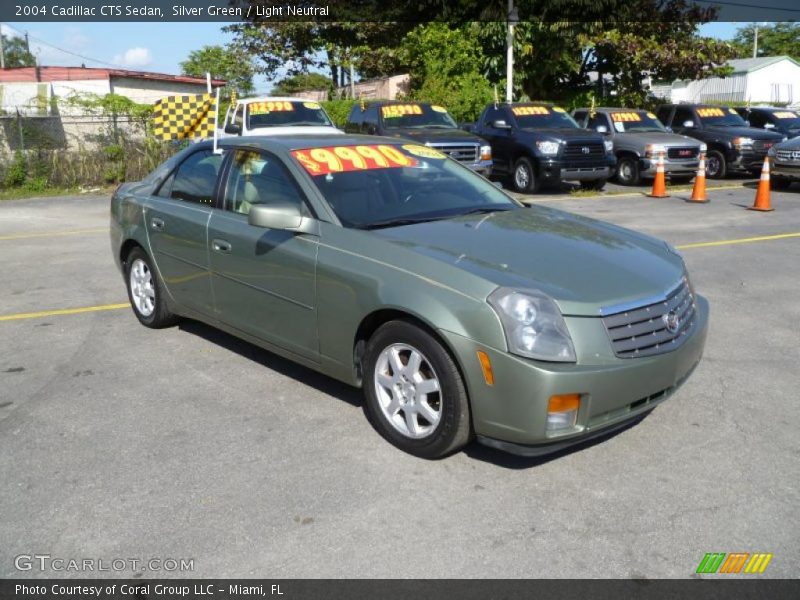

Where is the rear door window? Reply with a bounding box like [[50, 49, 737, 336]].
[[169, 150, 225, 206]]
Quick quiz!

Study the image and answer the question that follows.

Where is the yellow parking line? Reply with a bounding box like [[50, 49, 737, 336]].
[[0, 303, 129, 322], [677, 232, 800, 250], [0, 228, 108, 241]]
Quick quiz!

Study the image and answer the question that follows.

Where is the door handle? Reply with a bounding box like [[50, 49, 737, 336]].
[[212, 238, 232, 253], [150, 217, 165, 231]]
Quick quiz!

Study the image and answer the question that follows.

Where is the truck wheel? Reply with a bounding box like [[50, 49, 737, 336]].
[[616, 157, 641, 186], [363, 320, 472, 459], [705, 150, 727, 179], [772, 176, 792, 191], [125, 247, 178, 329], [580, 179, 607, 192], [512, 157, 541, 194]]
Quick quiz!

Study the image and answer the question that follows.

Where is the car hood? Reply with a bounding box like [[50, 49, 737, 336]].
[[370, 207, 684, 316], [615, 131, 700, 146], [705, 125, 783, 140], [385, 128, 484, 144]]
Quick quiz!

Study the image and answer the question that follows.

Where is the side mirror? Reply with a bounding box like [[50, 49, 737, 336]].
[[595, 125, 609, 134], [764, 122, 775, 129], [682, 120, 695, 128], [248, 204, 304, 231], [665, 126, 673, 133], [224, 123, 241, 135], [492, 120, 511, 130]]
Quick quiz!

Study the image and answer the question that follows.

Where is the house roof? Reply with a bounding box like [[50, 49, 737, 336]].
[[727, 55, 800, 74], [0, 66, 225, 86]]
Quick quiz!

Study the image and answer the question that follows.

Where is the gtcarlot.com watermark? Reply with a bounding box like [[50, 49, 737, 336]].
[[14, 554, 194, 573]]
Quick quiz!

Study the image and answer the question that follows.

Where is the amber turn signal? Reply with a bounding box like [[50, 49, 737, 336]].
[[476, 350, 494, 386]]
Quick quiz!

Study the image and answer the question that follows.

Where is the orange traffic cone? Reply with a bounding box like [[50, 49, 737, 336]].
[[686, 152, 709, 204], [647, 151, 669, 198], [748, 157, 774, 212]]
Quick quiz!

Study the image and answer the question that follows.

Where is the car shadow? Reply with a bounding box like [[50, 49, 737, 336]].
[[177, 320, 362, 408], [463, 412, 650, 469]]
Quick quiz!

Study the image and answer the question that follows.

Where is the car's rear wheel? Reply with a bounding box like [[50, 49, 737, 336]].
[[616, 156, 641, 186], [363, 320, 472, 458], [512, 157, 541, 194], [705, 150, 727, 179], [125, 247, 177, 328]]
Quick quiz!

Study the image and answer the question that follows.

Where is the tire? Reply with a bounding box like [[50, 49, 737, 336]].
[[363, 320, 472, 458], [771, 176, 792, 191], [512, 156, 541, 194], [125, 246, 178, 329], [616, 156, 641, 186], [580, 179, 607, 191], [705, 150, 727, 179]]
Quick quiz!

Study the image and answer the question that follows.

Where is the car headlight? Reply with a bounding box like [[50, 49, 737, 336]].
[[604, 139, 614, 153], [535, 141, 560, 155], [488, 288, 576, 362], [733, 137, 753, 148], [699, 143, 707, 152], [480, 145, 492, 161], [645, 143, 666, 157]]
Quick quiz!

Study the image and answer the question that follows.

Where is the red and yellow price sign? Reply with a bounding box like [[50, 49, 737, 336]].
[[249, 101, 295, 115], [611, 112, 642, 122], [512, 106, 550, 116], [774, 111, 798, 119], [697, 107, 725, 118], [291, 145, 419, 176], [381, 104, 423, 118]]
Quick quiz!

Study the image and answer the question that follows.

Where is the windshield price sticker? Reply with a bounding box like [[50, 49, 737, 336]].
[[430, 105, 448, 113], [249, 101, 295, 115], [291, 145, 419, 175], [774, 111, 798, 119], [381, 104, 423, 118], [303, 102, 322, 110], [611, 112, 642, 122], [512, 106, 550, 116], [697, 107, 726, 118], [402, 144, 447, 159]]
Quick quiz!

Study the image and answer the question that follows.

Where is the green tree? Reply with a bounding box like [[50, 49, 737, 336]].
[[731, 23, 800, 61], [271, 72, 332, 96], [180, 45, 255, 98], [1, 34, 35, 67]]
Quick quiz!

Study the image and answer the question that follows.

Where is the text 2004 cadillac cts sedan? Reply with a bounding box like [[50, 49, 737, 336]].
[[111, 135, 708, 459]]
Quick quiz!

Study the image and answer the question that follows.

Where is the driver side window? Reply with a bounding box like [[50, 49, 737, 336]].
[[224, 149, 308, 217]]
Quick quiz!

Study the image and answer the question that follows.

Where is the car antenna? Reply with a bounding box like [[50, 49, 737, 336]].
[[493, 85, 499, 108]]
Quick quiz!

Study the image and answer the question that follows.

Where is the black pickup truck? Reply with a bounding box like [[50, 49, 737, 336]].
[[656, 104, 786, 178], [464, 103, 616, 193], [344, 101, 492, 175]]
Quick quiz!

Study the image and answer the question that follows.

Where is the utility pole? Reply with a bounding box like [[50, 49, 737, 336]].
[[350, 62, 355, 100], [753, 24, 758, 58], [506, 0, 519, 103], [0, 23, 5, 69]]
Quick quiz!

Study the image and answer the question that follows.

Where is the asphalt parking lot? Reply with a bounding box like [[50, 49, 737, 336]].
[[1, 180, 798, 579]]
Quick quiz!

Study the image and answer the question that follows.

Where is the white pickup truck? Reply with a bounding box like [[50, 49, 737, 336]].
[[220, 96, 344, 137]]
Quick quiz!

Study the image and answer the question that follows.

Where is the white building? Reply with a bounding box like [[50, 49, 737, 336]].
[[650, 56, 800, 106]]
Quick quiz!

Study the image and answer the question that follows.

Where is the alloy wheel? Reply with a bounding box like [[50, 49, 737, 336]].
[[129, 258, 155, 317]]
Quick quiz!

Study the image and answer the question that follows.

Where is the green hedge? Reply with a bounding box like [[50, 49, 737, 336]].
[[321, 99, 358, 128]]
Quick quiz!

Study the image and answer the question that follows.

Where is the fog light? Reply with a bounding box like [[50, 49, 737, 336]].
[[546, 394, 580, 431]]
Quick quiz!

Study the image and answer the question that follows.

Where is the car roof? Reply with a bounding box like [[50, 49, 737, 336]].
[[574, 107, 651, 112], [217, 133, 409, 151], [236, 96, 316, 104]]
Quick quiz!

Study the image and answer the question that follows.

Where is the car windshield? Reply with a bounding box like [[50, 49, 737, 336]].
[[696, 107, 748, 127], [769, 110, 800, 129], [290, 143, 518, 229], [380, 104, 459, 129], [247, 101, 334, 129], [512, 106, 579, 129], [608, 111, 666, 133]]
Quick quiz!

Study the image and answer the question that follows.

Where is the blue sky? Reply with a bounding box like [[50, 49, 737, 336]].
[[2, 20, 744, 93]]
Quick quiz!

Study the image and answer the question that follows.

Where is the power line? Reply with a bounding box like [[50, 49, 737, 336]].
[[692, 0, 800, 13], [2, 23, 124, 68]]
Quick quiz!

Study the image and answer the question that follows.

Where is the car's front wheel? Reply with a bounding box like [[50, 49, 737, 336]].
[[512, 157, 541, 194], [363, 321, 472, 458], [125, 247, 177, 328], [616, 156, 641, 186], [705, 150, 727, 179]]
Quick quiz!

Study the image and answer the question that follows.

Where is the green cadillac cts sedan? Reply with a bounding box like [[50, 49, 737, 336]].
[[111, 134, 708, 458]]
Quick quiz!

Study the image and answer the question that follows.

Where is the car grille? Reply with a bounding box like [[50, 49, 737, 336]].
[[776, 149, 800, 162], [667, 146, 699, 159], [427, 143, 479, 163], [601, 278, 697, 358], [562, 141, 605, 164], [753, 139, 776, 155]]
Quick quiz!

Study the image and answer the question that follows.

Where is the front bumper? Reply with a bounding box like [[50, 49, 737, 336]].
[[730, 149, 770, 172], [640, 157, 699, 177], [440, 295, 709, 456], [772, 162, 800, 181], [466, 159, 493, 176], [539, 157, 616, 183]]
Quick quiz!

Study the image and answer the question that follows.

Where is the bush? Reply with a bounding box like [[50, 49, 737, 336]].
[[4, 151, 27, 188], [321, 99, 358, 128]]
